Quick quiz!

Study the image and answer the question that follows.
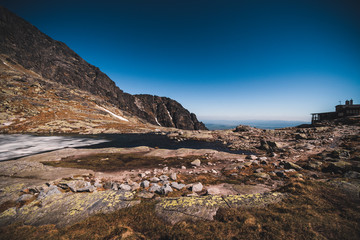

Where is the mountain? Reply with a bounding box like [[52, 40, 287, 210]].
[[0, 6, 207, 131]]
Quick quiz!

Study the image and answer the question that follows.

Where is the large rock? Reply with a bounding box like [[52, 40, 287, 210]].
[[323, 161, 352, 173], [155, 192, 285, 224], [171, 182, 185, 190], [282, 161, 303, 171], [191, 159, 201, 167], [191, 182, 203, 192], [0, 190, 139, 227]]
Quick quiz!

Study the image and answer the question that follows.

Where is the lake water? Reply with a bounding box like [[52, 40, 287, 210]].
[[0, 133, 249, 161]]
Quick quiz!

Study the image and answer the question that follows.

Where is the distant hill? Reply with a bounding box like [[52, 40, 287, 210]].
[[0, 6, 207, 131], [204, 120, 310, 130]]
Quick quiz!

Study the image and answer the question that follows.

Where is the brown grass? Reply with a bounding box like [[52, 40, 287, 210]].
[[42, 154, 208, 172], [1, 180, 359, 240]]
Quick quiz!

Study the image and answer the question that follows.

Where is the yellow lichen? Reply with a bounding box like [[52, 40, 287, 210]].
[[0, 207, 16, 218]]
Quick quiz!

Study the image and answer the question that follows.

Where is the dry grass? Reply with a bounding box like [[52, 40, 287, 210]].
[[42, 154, 208, 172], [1, 180, 359, 240]]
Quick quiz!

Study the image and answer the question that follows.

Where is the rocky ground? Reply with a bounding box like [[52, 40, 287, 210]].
[[0, 121, 359, 239]]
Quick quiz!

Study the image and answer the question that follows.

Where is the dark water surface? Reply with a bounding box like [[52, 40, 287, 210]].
[[80, 133, 248, 154], [0, 133, 249, 161]]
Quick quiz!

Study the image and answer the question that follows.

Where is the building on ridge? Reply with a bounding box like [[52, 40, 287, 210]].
[[311, 99, 360, 124]]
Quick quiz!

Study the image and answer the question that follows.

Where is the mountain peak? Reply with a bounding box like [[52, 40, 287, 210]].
[[0, 6, 207, 131]]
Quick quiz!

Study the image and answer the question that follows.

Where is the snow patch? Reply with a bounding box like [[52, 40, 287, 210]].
[[166, 109, 173, 121], [155, 117, 161, 126], [0, 134, 109, 161], [2, 60, 12, 68], [97, 105, 129, 122]]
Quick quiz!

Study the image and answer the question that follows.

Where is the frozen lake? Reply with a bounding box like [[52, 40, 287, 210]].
[[0, 134, 109, 161]]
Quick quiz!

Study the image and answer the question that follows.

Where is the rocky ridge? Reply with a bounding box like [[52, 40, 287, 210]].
[[0, 6, 206, 130]]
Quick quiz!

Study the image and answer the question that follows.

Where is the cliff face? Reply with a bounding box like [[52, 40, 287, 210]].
[[0, 6, 207, 130], [134, 95, 207, 130]]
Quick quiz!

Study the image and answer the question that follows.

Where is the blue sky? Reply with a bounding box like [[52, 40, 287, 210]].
[[1, 0, 360, 121]]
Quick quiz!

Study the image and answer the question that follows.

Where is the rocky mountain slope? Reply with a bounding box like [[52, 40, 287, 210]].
[[0, 54, 157, 134], [0, 6, 206, 130]]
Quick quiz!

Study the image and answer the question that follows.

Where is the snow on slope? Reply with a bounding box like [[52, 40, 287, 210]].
[[97, 105, 129, 122]]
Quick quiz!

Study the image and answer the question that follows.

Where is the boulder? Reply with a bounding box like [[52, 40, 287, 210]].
[[283, 161, 303, 171], [119, 184, 132, 191], [140, 180, 150, 188], [344, 171, 360, 179], [158, 184, 173, 195], [38, 185, 62, 199], [323, 161, 352, 173], [149, 183, 161, 193], [170, 173, 177, 181], [130, 182, 140, 191], [111, 182, 119, 191], [159, 175, 169, 181], [246, 155, 257, 160], [253, 173, 270, 179], [295, 133, 307, 140], [191, 182, 203, 192], [66, 180, 93, 192], [137, 191, 154, 199], [171, 182, 185, 190], [234, 125, 252, 132], [191, 159, 201, 167], [17, 194, 34, 203], [150, 177, 160, 183]]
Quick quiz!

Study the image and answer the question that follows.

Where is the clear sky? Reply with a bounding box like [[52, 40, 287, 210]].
[[1, 0, 360, 121]]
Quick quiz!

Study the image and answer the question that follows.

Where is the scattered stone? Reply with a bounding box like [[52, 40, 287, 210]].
[[323, 161, 352, 173], [111, 182, 119, 191], [253, 173, 270, 179], [66, 180, 93, 192], [275, 171, 286, 178], [255, 168, 264, 173], [234, 125, 252, 132], [244, 162, 252, 167], [295, 133, 307, 140], [159, 175, 169, 181], [139, 173, 146, 178], [170, 173, 177, 181], [283, 161, 303, 171], [150, 177, 160, 183], [259, 140, 279, 152], [119, 184, 132, 191], [130, 182, 141, 191], [293, 173, 304, 179], [246, 155, 257, 160], [171, 182, 185, 190], [181, 166, 187, 170], [191, 159, 201, 167], [149, 183, 161, 193], [191, 182, 203, 192], [344, 171, 360, 179], [137, 191, 154, 199], [38, 185, 62, 199], [140, 180, 150, 188], [17, 194, 34, 202], [252, 160, 259, 165], [158, 184, 173, 195]]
